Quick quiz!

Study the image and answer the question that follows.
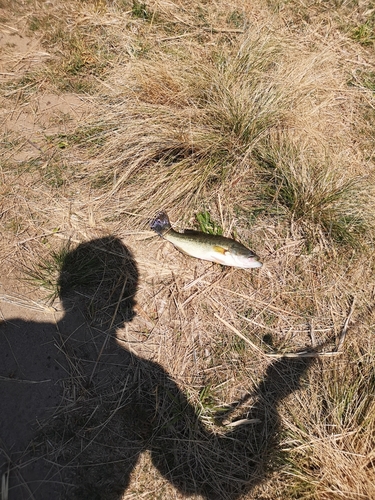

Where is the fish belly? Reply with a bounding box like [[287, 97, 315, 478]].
[[167, 238, 214, 260], [170, 239, 234, 265]]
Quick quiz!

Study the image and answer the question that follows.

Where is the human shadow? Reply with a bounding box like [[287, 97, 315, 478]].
[[0, 237, 314, 499]]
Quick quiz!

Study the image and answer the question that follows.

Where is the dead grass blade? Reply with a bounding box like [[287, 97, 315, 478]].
[[1, 465, 9, 500], [214, 313, 269, 358], [335, 296, 356, 352]]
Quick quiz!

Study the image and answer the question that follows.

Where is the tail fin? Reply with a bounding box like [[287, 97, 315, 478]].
[[150, 211, 171, 236]]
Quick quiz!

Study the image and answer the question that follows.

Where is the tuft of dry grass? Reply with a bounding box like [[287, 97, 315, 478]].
[[78, 20, 374, 245], [255, 136, 373, 248], [281, 350, 375, 499]]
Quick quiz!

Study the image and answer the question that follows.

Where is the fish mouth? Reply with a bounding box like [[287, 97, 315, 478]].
[[227, 254, 263, 269], [243, 256, 262, 268]]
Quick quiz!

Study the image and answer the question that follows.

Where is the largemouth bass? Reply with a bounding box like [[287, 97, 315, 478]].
[[150, 212, 262, 269]]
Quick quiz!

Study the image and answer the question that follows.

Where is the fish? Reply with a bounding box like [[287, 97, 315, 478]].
[[150, 211, 262, 269]]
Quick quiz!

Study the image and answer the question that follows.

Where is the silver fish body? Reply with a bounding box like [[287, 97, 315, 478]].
[[150, 212, 262, 269]]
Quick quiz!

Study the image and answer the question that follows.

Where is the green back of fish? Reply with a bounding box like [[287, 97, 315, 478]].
[[165, 229, 255, 257]]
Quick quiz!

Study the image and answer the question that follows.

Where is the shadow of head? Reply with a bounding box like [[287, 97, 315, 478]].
[[57, 236, 138, 329]]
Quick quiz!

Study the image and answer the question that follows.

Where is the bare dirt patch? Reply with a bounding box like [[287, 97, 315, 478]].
[[1, 92, 89, 162], [1, 12, 92, 160], [0, 25, 50, 81]]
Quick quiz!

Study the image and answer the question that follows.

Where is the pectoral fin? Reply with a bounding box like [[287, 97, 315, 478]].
[[213, 245, 228, 255]]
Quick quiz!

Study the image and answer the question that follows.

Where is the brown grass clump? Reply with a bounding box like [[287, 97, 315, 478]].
[[1, 1, 375, 499], [281, 337, 375, 499], [255, 136, 373, 248], [91, 26, 355, 220]]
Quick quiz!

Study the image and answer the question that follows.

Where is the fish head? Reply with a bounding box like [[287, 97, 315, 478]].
[[211, 246, 262, 268], [225, 244, 263, 269]]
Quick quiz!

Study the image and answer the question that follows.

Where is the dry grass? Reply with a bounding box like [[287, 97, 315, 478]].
[[88, 25, 359, 219], [255, 135, 373, 248], [281, 339, 375, 499], [1, 0, 375, 499]]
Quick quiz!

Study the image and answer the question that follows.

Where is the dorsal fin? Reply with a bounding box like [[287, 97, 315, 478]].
[[183, 229, 202, 235]]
